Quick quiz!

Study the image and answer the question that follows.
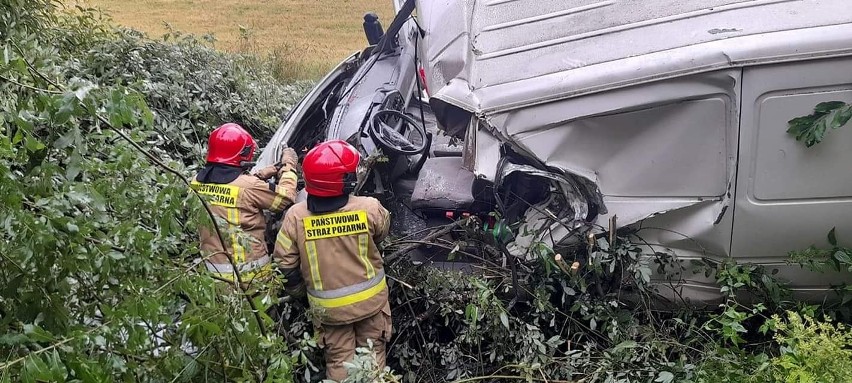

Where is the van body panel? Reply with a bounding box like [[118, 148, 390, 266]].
[[417, 0, 852, 113], [732, 57, 852, 266], [486, 70, 741, 229]]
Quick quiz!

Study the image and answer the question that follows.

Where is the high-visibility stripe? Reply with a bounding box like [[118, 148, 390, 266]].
[[306, 241, 322, 290], [225, 208, 239, 265], [357, 233, 375, 278], [205, 255, 271, 274], [271, 195, 285, 211], [279, 171, 298, 181], [308, 278, 387, 308], [226, 208, 245, 264], [275, 231, 293, 250], [210, 263, 273, 283], [308, 270, 385, 299]]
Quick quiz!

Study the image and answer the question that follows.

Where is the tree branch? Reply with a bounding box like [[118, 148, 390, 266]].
[[384, 217, 474, 264], [12, 43, 268, 337]]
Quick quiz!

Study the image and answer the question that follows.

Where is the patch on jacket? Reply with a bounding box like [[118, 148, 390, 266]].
[[303, 210, 368, 240], [191, 181, 240, 207]]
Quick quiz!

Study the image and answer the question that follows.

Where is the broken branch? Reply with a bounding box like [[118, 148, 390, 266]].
[[384, 217, 474, 264]]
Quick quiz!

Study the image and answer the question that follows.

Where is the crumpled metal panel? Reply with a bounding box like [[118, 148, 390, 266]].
[[416, 0, 852, 113], [490, 70, 740, 229]]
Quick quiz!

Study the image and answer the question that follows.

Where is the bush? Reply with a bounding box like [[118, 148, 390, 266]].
[[770, 312, 852, 383], [0, 2, 309, 381], [68, 27, 311, 163]]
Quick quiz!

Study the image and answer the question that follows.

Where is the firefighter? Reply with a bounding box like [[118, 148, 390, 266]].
[[273, 140, 392, 382], [193, 123, 299, 285]]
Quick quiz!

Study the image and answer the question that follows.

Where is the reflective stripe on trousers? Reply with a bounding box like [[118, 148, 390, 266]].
[[205, 255, 272, 282], [307, 270, 386, 308]]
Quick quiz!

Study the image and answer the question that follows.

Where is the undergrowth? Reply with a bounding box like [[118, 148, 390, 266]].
[[278, 217, 852, 383]]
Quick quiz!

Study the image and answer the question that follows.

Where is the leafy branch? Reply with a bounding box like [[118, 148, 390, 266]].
[[787, 101, 852, 147], [10, 41, 270, 338]]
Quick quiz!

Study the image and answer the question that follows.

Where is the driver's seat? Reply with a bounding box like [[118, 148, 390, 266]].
[[410, 156, 482, 214]]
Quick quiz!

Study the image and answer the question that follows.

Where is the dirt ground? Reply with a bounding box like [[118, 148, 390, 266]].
[[73, 0, 396, 79]]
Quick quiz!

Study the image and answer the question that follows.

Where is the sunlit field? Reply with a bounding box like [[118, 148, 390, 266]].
[[74, 0, 396, 79]]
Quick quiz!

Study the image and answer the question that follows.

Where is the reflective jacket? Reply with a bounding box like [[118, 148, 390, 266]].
[[193, 164, 297, 283], [274, 196, 391, 325]]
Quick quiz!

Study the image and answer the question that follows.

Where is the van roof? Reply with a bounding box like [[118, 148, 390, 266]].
[[417, 0, 852, 113]]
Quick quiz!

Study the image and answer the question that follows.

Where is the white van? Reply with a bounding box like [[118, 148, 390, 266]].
[[257, 0, 852, 302]]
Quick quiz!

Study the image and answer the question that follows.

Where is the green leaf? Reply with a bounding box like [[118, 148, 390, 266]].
[[15, 110, 35, 132], [66, 150, 83, 180], [759, 318, 777, 335], [654, 371, 675, 383], [813, 101, 846, 113], [828, 227, 837, 247], [612, 340, 638, 353], [24, 136, 45, 152], [789, 102, 852, 147], [21, 355, 52, 383], [54, 127, 80, 150], [9, 57, 28, 75], [830, 105, 852, 129], [44, 349, 68, 380], [499, 312, 509, 330], [54, 93, 77, 125], [23, 324, 55, 343], [729, 321, 747, 333], [73, 83, 97, 101], [833, 250, 852, 265], [12, 128, 24, 144]]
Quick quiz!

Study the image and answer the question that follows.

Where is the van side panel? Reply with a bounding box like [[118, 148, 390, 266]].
[[732, 57, 852, 293], [495, 70, 740, 230]]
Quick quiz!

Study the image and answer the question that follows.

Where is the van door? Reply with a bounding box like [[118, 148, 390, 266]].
[[732, 57, 852, 292]]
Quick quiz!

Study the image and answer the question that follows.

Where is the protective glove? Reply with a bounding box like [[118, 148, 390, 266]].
[[279, 267, 306, 299], [284, 282, 306, 300], [251, 143, 295, 181], [277, 146, 298, 174]]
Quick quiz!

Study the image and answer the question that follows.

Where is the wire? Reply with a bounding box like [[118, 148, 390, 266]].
[[413, 26, 427, 133]]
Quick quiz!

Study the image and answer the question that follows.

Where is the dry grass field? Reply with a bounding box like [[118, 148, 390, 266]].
[[72, 0, 396, 79]]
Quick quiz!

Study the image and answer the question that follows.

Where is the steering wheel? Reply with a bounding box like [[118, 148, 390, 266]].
[[368, 109, 428, 156]]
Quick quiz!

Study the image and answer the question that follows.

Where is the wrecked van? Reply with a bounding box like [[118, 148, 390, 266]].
[[256, 0, 852, 303]]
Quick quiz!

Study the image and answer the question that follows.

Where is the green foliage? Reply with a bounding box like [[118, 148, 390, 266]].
[[790, 228, 852, 274], [67, 27, 311, 162], [787, 101, 852, 147], [703, 259, 789, 346], [689, 311, 852, 383], [384, 227, 711, 382], [790, 228, 852, 315], [340, 341, 401, 383], [382, 217, 852, 383], [0, 1, 309, 381], [769, 311, 852, 383]]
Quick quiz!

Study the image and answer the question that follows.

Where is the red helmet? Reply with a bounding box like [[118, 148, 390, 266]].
[[303, 140, 361, 197], [206, 123, 256, 166]]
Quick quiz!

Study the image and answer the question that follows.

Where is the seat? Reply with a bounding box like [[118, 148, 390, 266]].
[[410, 156, 476, 212]]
